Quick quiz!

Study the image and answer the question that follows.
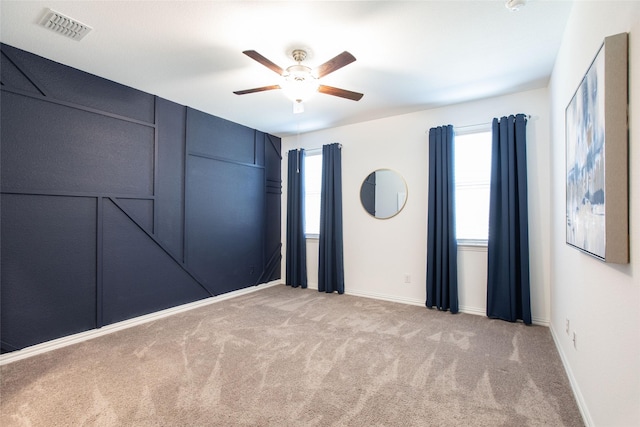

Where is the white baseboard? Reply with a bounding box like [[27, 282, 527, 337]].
[[0, 280, 282, 366], [459, 305, 485, 317], [549, 324, 591, 427], [345, 288, 425, 307], [304, 283, 424, 307], [459, 305, 548, 326], [531, 316, 549, 326], [340, 290, 549, 326]]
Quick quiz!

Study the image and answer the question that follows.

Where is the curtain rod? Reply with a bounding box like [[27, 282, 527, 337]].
[[425, 114, 532, 134], [284, 144, 341, 155], [456, 114, 532, 129]]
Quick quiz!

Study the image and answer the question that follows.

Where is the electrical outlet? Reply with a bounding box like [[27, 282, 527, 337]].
[[572, 332, 577, 349], [565, 318, 570, 335], [404, 274, 411, 284]]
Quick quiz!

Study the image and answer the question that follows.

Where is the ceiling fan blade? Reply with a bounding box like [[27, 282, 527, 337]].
[[314, 51, 356, 78], [242, 50, 285, 75], [233, 85, 281, 95], [318, 85, 363, 101]]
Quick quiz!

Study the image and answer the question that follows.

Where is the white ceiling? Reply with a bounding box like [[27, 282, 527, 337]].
[[0, 1, 573, 137]]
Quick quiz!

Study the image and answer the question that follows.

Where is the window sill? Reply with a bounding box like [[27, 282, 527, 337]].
[[457, 240, 488, 251], [305, 234, 319, 240]]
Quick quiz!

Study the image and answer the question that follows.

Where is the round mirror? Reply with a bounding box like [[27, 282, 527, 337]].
[[360, 169, 408, 219]]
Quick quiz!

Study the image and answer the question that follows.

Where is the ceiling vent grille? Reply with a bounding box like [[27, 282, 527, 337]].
[[40, 9, 92, 41]]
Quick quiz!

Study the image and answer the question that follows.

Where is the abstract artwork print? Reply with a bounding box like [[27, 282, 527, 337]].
[[566, 43, 606, 259]]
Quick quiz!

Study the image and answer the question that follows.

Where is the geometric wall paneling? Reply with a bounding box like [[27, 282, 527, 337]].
[[0, 91, 155, 195], [264, 221, 282, 282], [185, 155, 265, 295], [264, 196, 283, 284], [264, 133, 283, 282], [0, 194, 97, 352], [116, 198, 155, 234], [265, 182, 283, 245], [101, 198, 211, 326], [1, 43, 155, 123], [265, 133, 283, 181], [186, 108, 256, 164], [0, 49, 44, 95], [0, 43, 281, 352], [155, 97, 187, 260], [256, 243, 283, 286], [255, 130, 266, 167]]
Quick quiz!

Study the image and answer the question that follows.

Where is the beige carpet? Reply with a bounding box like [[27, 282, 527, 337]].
[[1, 285, 583, 426]]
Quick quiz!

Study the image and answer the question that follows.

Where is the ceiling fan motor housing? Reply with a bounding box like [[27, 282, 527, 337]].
[[291, 49, 308, 63]]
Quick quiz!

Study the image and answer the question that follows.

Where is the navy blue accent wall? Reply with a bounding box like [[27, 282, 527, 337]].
[[0, 44, 282, 353]]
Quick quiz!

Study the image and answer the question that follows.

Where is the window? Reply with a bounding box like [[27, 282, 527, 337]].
[[303, 151, 322, 237], [454, 129, 492, 245]]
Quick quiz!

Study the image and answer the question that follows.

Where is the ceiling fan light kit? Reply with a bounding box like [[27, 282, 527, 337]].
[[280, 63, 320, 104], [234, 48, 363, 110]]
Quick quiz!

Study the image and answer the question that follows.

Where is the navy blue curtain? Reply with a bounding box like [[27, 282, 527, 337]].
[[426, 125, 458, 313], [285, 149, 307, 288], [318, 143, 344, 294], [487, 114, 531, 324]]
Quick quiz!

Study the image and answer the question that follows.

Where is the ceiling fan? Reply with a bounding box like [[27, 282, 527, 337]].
[[234, 49, 364, 112]]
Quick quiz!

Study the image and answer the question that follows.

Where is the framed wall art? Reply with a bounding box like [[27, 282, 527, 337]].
[[565, 32, 629, 263]]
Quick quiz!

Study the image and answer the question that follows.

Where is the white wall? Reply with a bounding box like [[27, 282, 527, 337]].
[[281, 88, 551, 324], [548, 2, 640, 426]]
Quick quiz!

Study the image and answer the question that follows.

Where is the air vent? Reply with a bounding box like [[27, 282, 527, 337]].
[[40, 9, 92, 41]]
